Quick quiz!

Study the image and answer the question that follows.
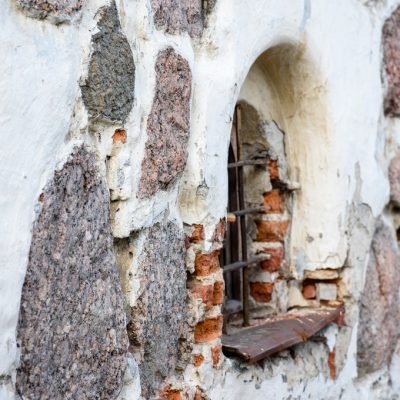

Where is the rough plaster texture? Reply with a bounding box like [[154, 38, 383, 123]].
[[357, 219, 400, 375], [389, 151, 400, 206], [15, 0, 83, 22], [150, 0, 204, 37], [383, 6, 400, 116], [81, 1, 135, 122], [16, 146, 129, 399], [127, 221, 188, 398], [139, 47, 192, 198]]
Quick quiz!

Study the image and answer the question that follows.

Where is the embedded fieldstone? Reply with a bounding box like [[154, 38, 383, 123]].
[[383, 6, 400, 116], [389, 152, 400, 206], [357, 219, 400, 375], [15, 0, 83, 22], [127, 221, 187, 398], [139, 48, 191, 197], [16, 146, 129, 399], [81, 1, 135, 122]]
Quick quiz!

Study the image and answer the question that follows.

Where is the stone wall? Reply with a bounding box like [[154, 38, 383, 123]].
[[2, 0, 400, 399]]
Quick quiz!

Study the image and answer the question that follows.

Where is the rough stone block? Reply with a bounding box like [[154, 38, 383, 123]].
[[389, 152, 400, 206], [81, 1, 135, 122], [383, 6, 400, 116], [127, 221, 187, 398], [357, 219, 400, 375], [139, 47, 192, 197], [16, 146, 129, 400], [304, 269, 339, 280], [250, 282, 274, 303], [15, 0, 83, 22], [316, 283, 337, 301], [256, 220, 289, 242], [150, 0, 205, 37]]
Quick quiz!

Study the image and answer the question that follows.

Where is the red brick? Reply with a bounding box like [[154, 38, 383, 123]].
[[194, 387, 206, 400], [268, 159, 279, 181], [335, 305, 345, 327], [250, 282, 274, 303], [256, 220, 289, 242], [190, 284, 213, 310], [112, 129, 127, 144], [303, 283, 316, 299], [194, 316, 223, 343], [263, 190, 285, 214], [190, 224, 204, 243], [213, 219, 226, 242], [260, 245, 284, 272], [328, 350, 336, 380], [193, 354, 204, 367], [213, 281, 224, 305], [194, 251, 220, 277], [211, 345, 221, 368], [160, 387, 181, 400]]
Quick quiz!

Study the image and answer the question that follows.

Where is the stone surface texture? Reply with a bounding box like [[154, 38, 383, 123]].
[[127, 221, 187, 398], [81, 1, 135, 122], [16, 146, 129, 399], [383, 6, 400, 116], [150, 0, 205, 37], [15, 0, 83, 22], [139, 48, 192, 197], [357, 219, 400, 375], [389, 151, 400, 206]]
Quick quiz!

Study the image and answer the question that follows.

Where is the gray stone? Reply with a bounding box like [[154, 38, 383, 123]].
[[127, 221, 188, 398], [81, 1, 135, 122], [16, 146, 129, 399], [389, 152, 400, 206], [150, 0, 203, 37], [383, 6, 400, 116], [139, 48, 192, 198], [357, 219, 400, 375], [15, 0, 83, 22]]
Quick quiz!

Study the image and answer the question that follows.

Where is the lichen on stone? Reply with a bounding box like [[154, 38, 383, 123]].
[[81, 1, 135, 122], [16, 145, 129, 399], [127, 221, 188, 398], [139, 47, 192, 198]]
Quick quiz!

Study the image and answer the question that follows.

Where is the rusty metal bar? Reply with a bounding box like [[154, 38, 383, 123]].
[[231, 205, 270, 217], [228, 159, 268, 168], [223, 255, 271, 273]]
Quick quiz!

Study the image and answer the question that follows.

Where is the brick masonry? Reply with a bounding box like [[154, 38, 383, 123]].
[[16, 146, 129, 399], [139, 47, 192, 197]]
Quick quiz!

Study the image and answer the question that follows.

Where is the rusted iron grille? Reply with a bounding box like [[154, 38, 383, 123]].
[[221, 104, 269, 327]]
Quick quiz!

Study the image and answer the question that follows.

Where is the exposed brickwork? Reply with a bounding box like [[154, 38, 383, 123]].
[[211, 345, 222, 368], [190, 224, 205, 243], [263, 189, 285, 214], [260, 245, 284, 272], [194, 250, 220, 277], [190, 283, 214, 310], [256, 220, 289, 242], [112, 129, 127, 144], [212, 219, 226, 242], [193, 354, 204, 367], [213, 281, 224, 305], [328, 350, 336, 380], [16, 146, 128, 400], [383, 6, 400, 116], [357, 219, 400, 375], [15, 0, 83, 22], [250, 282, 274, 303], [268, 159, 279, 181], [128, 222, 187, 398], [160, 387, 182, 400], [194, 317, 223, 343], [303, 282, 316, 299], [139, 47, 192, 197], [81, 1, 135, 122]]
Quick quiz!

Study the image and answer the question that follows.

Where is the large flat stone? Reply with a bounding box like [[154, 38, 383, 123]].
[[357, 219, 400, 375], [16, 146, 129, 399], [81, 1, 135, 122], [127, 221, 187, 398], [139, 48, 191, 197]]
